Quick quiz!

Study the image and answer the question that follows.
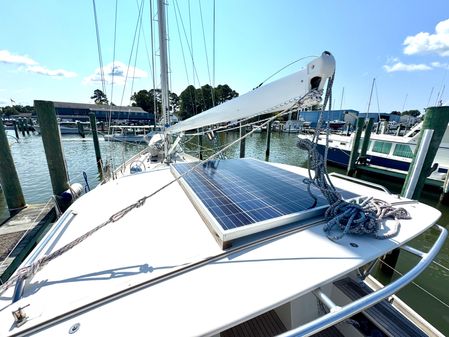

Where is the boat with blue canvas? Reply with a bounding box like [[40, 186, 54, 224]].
[[298, 120, 449, 185]]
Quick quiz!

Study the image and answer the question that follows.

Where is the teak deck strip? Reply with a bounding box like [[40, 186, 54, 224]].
[[220, 310, 286, 337], [334, 277, 428, 337]]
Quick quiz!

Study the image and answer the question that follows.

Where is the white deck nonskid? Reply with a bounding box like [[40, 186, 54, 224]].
[[0, 163, 441, 336]]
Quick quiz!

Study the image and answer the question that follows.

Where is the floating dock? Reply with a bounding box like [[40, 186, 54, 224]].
[[355, 164, 447, 190], [0, 204, 56, 282]]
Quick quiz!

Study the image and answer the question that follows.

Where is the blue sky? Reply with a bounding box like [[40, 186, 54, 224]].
[[1, 0, 449, 114]]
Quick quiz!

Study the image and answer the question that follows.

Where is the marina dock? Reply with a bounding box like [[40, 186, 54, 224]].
[[0, 204, 56, 282]]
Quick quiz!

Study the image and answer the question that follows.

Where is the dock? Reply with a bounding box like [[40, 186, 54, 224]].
[[0, 203, 56, 283], [355, 164, 447, 189]]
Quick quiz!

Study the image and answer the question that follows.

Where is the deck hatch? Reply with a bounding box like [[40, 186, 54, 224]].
[[172, 158, 357, 245]]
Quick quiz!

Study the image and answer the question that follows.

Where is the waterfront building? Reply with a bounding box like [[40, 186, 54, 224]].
[[32, 101, 155, 124]]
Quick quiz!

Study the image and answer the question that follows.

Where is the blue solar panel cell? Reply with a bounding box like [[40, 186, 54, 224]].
[[172, 158, 357, 242]]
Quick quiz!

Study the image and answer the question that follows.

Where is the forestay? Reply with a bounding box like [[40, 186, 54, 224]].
[[166, 51, 335, 134]]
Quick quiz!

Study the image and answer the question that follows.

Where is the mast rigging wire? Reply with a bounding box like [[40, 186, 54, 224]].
[[91, 0, 106, 94], [375, 78, 381, 112], [212, 0, 216, 94], [173, 3, 191, 85], [198, 0, 215, 106], [427, 87, 434, 107], [150, 0, 158, 122], [172, 1, 197, 115], [119, 0, 145, 106], [173, 0, 202, 87], [110, 0, 119, 106], [254, 56, 317, 89], [378, 259, 449, 310], [188, 0, 194, 86], [129, 0, 144, 106]]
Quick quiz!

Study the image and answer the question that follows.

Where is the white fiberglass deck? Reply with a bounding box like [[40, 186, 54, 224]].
[[0, 161, 441, 336]]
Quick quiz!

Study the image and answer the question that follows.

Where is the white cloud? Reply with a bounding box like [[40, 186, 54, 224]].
[[403, 19, 449, 56], [386, 56, 400, 64], [383, 61, 431, 72], [24, 65, 77, 78], [1, 49, 77, 78], [0, 50, 37, 66], [431, 61, 449, 69], [83, 61, 148, 85]]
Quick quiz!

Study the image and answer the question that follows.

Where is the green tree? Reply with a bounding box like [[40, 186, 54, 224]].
[[131, 89, 179, 121], [1, 106, 18, 116], [169, 92, 180, 113], [401, 109, 420, 117], [0, 105, 34, 116], [199, 84, 214, 111], [178, 84, 239, 120], [91, 89, 109, 105], [390, 111, 401, 116], [131, 89, 159, 113], [179, 85, 198, 120], [214, 84, 238, 105]]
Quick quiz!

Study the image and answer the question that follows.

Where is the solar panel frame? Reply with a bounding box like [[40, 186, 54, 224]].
[[172, 158, 357, 245]]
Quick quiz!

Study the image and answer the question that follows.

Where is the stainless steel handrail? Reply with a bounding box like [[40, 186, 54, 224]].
[[329, 172, 392, 194], [11, 211, 77, 303], [279, 224, 447, 337]]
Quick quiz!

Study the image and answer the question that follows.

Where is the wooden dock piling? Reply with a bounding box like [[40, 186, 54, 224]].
[[198, 128, 203, 160], [359, 118, 374, 163], [0, 121, 26, 215], [347, 117, 365, 176], [77, 121, 85, 138], [23, 117, 30, 135], [240, 123, 246, 158], [34, 100, 70, 209], [27, 118, 33, 133], [401, 106, 449, 200], [265, 121, 272, 161], [13, 120, 19, 139], [18, 118, 25, 137], [381, 106, 449, 277], [89, 113, 103, 178]]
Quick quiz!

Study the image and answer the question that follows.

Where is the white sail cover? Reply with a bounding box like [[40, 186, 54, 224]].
[[166, 51, 335, 134]]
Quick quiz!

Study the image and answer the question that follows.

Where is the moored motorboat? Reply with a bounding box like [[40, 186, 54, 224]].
[[103, 125, 155, 144], [298, 120, 449, 183]]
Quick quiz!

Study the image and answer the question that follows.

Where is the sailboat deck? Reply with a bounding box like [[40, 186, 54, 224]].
[[0, 162, 441, 336]]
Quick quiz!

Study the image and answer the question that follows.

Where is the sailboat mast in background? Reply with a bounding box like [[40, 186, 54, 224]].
[[157, 0, 170, 128]]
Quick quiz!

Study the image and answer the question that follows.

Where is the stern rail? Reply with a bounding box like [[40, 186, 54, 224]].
[[279, 224, 447, 337]]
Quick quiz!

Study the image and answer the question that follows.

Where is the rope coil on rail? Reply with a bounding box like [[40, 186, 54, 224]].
[[297, 72, 411, 241], [298, 137, 411, 241]]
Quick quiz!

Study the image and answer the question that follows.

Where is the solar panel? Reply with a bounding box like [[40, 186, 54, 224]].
[[172, 158, 357, 245]]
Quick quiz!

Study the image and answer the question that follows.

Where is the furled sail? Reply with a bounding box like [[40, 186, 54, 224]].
[[166, 51, 335, 134]]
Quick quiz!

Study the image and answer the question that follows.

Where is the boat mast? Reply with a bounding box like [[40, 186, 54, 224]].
[[339, 87, 344, 110], [157, 0, 170, 128], [367, 78, 375, 114], [157, 0, 171, 161]]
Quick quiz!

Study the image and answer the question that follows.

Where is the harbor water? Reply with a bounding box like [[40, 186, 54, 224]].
[[1, 130, 448, 334]]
